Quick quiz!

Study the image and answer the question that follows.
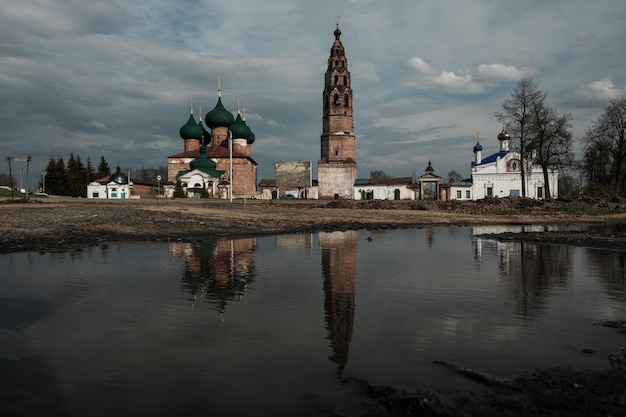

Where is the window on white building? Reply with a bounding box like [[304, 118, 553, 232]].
[[486, 187, 493, 197], [466, 190, 471, 198], [456, 190, 461, 198], [537, 187, 543, 198]]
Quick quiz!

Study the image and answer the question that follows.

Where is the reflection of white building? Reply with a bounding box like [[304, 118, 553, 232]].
[[87, 166, 133, 199], [470, 128, 558, 199]]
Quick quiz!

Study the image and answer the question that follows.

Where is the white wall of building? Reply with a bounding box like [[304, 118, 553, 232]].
[[354, 184, 415, 200], [450, 185, 473, 200], [87, 181, 132, 199], [470, 146, 558, 200]]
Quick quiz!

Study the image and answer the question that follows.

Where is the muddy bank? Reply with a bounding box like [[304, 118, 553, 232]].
[[1, 196, 626, 253], [328, 325, 626, 417], [340, 360, 626, 417]]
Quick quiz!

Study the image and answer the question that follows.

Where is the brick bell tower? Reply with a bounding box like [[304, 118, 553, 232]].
[[318, 23, 357, 199]]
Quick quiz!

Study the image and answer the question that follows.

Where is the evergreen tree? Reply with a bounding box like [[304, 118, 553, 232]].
[[56, 158, 69, 196], [66, 153, 85, 197], [39, 156, 57, 192], [85, 157, 97, 184], [68, 153, 77, 196], [45, 157, 68, 196], [97, 155, 111, 179], [173, 179, 185, 198]]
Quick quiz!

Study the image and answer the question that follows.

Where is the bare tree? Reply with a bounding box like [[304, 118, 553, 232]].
[[0, 173, 16, 188], [447, 170, 464, 184], [528, 102, 574, 199], [496, 78, 545, 197], [582, 97, 626, 196], [370, 170, 391, 180], [583, 133, 612, 187]]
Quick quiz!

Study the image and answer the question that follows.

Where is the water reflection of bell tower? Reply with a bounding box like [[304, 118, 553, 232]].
[[319, 230, 357, 374]]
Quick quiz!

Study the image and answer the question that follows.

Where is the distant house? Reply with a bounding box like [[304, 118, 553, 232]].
[[130, 178, 159, 197], [87, 166, 133, 199], [354, 176, 415, 200], [449, 181, 473, 200]]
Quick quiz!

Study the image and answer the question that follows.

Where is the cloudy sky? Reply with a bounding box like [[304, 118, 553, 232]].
[[2, 0, 625, 186]]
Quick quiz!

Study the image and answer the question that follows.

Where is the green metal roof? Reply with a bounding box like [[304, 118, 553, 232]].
[[179, 113, 203, 140], [205, 97, 235, 128]]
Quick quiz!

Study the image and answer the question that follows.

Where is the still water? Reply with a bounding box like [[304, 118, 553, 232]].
[[1, 226, 625, 416]]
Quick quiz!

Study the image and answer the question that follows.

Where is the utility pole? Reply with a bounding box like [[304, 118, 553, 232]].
[[229, 130, 233, 203], [5, 156, 31, 201], [42, 171, 47, 194]]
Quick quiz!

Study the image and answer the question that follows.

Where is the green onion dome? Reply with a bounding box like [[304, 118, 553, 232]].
[[190, 144, 218, 171], [109, 166, 128, 184], [229, 113, 252, 140], [205, 97, 235, 128], [247, 130, 255, 145], [179, 112, 203, 140]]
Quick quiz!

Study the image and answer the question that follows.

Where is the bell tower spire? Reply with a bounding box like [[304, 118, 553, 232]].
[[321, 22, 355, 162], [318, 23, 357, 199]]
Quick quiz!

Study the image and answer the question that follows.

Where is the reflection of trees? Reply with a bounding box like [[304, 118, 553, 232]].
[[170, 238, 257, 317], [500, 242, 572, 318], [319, 231, 357, 375], [474, 236, 573, 319], [425, 226, 434, 249], [586, 249, 626, 302]]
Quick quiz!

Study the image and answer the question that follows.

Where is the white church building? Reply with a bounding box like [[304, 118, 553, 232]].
[[470, 128, 558, 200], [87, 166, 134, 199]]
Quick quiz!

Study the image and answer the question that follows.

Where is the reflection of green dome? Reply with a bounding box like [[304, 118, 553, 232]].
[[205, 97, 235, 128], [109, 166, 128, 184], [179, 112, 203, 140], [229, 113, 252, 140]]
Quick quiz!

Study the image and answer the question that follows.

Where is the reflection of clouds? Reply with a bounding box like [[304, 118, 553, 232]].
[[412, 314, 523, 354]]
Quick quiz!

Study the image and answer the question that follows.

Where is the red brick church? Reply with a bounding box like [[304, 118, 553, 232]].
[[167, 89, 258, 198]]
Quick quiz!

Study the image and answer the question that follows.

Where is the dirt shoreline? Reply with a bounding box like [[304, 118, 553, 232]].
[[2, 196, 626, 253], [1, 196, 626, 416]]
